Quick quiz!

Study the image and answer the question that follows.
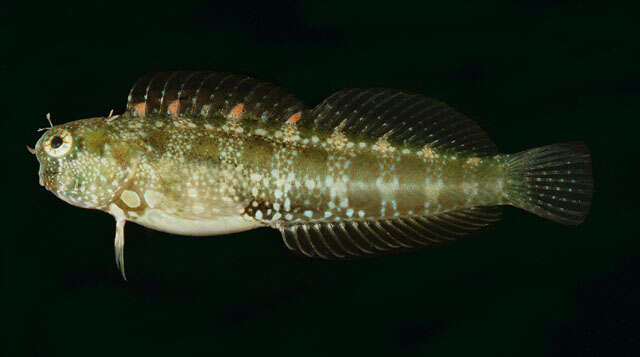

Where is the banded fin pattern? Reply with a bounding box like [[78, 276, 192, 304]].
[[505, 142, 593, 225], [126, 71, 305, 124], [303, 89, 497, 156], [279, 206, 501, 259]]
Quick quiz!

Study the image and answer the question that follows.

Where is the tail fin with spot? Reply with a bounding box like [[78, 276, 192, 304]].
[[505, 142, 593, 225]]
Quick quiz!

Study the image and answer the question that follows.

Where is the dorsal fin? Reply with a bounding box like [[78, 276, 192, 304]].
[[125, 71, 305, 123], [303, 88, 497, 156], [279, 207, 502, 259]]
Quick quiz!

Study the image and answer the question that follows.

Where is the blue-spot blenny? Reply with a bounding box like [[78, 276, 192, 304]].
[[30, 71, 593, 279]]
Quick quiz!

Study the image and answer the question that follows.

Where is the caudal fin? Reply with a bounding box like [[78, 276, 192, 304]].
[[505, 142, 593, 225]]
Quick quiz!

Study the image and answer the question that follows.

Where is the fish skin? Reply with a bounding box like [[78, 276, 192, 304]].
[[32, 71, 592, 278], [34, 111, 507, 226]]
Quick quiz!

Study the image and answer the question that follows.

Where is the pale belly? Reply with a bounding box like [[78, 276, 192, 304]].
[[130, 208, 265, 236]]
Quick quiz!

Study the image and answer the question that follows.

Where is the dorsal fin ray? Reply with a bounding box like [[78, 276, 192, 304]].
[[126, 71, 305, 123], [304, 88, 497, 156], [279, 206, 502, 259]]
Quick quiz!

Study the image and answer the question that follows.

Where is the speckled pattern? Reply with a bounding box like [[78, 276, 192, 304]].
[[32, 71, 592, 276]]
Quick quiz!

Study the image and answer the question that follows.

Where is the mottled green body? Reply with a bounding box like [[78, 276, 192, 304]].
[[33, 71, 592, 278], [86, 112, 509, 232]]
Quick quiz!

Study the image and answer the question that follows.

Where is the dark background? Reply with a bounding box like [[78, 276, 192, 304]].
[[4, 1, 639, 356]]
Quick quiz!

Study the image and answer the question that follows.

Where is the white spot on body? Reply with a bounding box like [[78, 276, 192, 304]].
[[425, 179, 444, 202], [305, 179, 316, 190], [144, 190, 165, 208], [121, 190, 141, 208]]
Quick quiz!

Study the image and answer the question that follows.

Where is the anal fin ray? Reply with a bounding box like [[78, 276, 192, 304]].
[[279, 207, 502, 259]]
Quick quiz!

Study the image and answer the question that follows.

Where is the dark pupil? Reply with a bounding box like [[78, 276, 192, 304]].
[[51, 136, 63, 148]]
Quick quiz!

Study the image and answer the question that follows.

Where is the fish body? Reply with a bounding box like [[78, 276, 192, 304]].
[[32, 71, 593, 278]]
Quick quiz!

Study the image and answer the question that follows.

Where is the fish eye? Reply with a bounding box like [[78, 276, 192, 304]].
[[44, 129, 73, 157], [51, 136, 63, 148]]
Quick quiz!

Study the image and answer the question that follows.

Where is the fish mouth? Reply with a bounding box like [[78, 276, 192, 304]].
[[38, 166, 59, 191], [41, 176, 57, 191]]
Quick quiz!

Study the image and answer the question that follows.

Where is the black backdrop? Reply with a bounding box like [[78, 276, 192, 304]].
[[5, 1, 639, 356]]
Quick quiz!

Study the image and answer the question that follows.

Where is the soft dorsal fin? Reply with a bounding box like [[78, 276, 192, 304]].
[[125, 71, 305, 123], [303, 88, 497, 156], [279, 207, 501, 259]]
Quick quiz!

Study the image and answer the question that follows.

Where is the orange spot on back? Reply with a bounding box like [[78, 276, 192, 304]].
[[372, 136, 393, 155], [133, 103, 146, 117], [168, 100, 180, 116], [466, 157, 482, 166], [229, 103, 244, 119], [328, 127, 349, 149], [286, 111, 302, 124], [420, 146, 436, 160]]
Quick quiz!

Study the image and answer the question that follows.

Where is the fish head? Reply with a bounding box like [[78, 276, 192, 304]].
[[32, 117, 141, 210]]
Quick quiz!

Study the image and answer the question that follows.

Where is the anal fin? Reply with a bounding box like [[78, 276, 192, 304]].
[[279, 206, 501, 259]]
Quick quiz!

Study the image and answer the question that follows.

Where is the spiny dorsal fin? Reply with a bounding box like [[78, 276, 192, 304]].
[[125, 71, 305, 124], [279, 206, 502, 259], [302, 88, 497, 156]]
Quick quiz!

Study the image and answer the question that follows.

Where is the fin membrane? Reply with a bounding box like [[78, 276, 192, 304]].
[[126, 71, 305, 123], [279, 207, 501, 259], [304, 88, 497, 156], [505, 142, 593, 225]]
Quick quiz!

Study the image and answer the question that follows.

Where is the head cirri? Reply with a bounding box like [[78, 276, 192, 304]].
[[33, 116, 140, 210]]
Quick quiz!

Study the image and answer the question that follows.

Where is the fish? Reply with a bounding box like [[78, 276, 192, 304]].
[[30, 71, 593, 279]]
